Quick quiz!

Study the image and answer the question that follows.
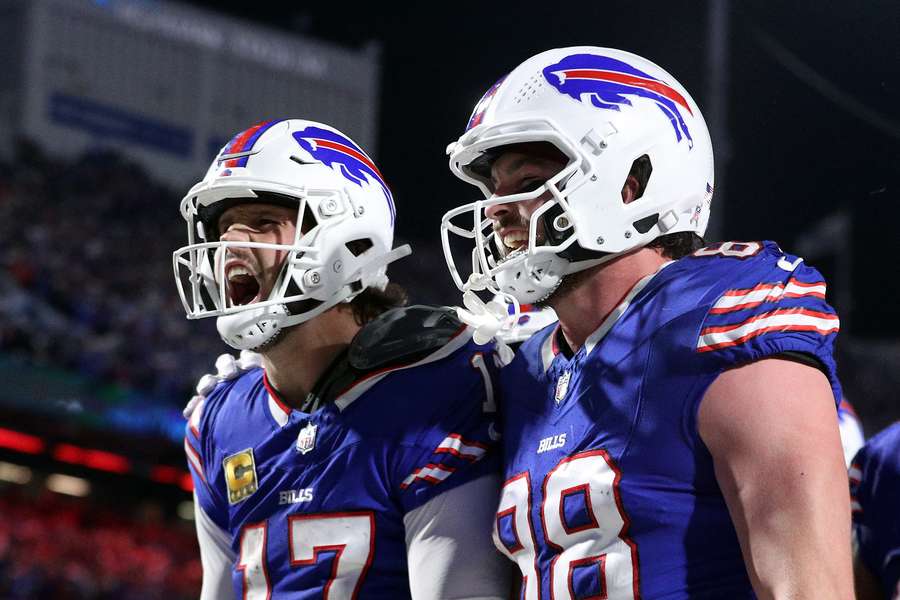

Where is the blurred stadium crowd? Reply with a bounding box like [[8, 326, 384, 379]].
[[0, 141, 209, 597], [0, 140, 226, 398], [0, 489, 200, 599]]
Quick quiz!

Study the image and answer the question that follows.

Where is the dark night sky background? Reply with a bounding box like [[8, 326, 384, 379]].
[[190, 0, 900, 335]]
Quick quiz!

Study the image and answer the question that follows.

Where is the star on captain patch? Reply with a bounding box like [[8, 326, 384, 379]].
[[223, 448, 258, 505], [555, 370, 571, 404], [296, 422, 318, 455]]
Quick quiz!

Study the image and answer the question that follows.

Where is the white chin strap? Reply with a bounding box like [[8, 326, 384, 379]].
[[453, 250, 612, 358], [491, 251, 612, 306], [493, 253, 569, 305], [217, 303, 291, 350]]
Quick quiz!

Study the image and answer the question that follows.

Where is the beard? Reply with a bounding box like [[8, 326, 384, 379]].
[[535, 261, 607, 309]]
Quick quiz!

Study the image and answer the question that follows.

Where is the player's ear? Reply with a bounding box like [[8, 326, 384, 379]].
[[621, 174, 640, 204]]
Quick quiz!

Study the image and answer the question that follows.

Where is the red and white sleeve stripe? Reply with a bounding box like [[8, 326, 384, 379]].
[[697, 308, 839, 353], [710, 279, 827, 314], [184, 437, 206, 483], [189, 398, 204, 439], [400, 463, 456, 490], [849, 464, 862, 485], [434, 434, 489, 462]]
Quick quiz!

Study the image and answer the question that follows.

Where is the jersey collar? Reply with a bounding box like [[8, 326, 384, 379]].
[[263, 371, 292, 428], [582, 260, 674, 356], [539, 260, 674, 372]]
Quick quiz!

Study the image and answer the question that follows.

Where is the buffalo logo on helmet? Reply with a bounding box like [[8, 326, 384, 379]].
[[543, 53, 694, 147], [292, 126, 396, 224]]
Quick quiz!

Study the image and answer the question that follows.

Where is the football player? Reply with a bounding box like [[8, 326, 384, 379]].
[[442, 47, 852, 598], [173, 119, 510, 599], [850, 423, 900, 600]]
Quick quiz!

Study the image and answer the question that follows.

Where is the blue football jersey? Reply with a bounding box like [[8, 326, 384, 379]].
[[185, 329, 499, 599], [851, 422, 900, 598], [495, 241, 841, 599]]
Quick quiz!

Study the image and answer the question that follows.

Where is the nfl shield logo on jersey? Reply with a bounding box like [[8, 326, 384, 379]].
[[296, 422, 317, 455], [555, 371, 571, 404]]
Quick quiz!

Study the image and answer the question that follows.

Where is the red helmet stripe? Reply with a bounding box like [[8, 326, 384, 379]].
[[313, 139, 386, 180], [563, 69, 693, 115]]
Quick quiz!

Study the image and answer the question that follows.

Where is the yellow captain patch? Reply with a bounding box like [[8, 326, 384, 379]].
[[223, 448, 258, 505]]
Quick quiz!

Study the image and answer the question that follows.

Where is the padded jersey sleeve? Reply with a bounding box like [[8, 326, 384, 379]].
[[850, 424, 900, 595], [185, 393, 230, 532], [694, 243, 842, 402], [391, 345, 502, 515]]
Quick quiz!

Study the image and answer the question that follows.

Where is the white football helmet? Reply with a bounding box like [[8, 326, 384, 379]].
[[440, 46, 714, 304], [173, 119, 410, 350]]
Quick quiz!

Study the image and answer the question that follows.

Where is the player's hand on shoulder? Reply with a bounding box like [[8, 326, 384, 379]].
[[183, 350, 263, 419], [455, 291, 511, 345]]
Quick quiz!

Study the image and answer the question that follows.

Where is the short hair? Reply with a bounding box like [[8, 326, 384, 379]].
[[346, 282, 408, 325], [647, 231, 706, 259]]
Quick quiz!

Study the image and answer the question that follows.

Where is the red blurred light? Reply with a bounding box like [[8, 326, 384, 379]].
[[0, 431, 189, 489], [150, 465, 182, 484], [53, 444, 131, 474], [53, 444, 82, 463], [83, 450, 130, 474], [0, 427, 44, 454]]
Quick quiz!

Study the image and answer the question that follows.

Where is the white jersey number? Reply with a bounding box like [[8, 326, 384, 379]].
[[471, 352, 497, 414], [494, 450, 639, 600], [693, 241, 763, 258], [237, 523, 271, 600], [238, 512, 374, 599]]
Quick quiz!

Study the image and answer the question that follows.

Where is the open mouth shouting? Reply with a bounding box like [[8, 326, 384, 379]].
[[225, 263, 262, 306]]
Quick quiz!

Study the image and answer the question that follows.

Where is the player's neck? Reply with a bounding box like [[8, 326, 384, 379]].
[[550, 247, 668, 352], [260, 306, 362, 409]]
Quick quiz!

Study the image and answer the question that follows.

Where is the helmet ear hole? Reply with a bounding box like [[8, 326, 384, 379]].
[[624, 154, 653, 203], [633, 214, 660, 234], [346, 238, 374, 257]]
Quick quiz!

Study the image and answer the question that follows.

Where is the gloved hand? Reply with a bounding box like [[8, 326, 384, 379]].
[[183, 350, 263, 419], [455, 291, 516, 365]]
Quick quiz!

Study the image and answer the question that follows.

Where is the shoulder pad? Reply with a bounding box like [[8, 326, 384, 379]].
[[348, 305, 466, 371]]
